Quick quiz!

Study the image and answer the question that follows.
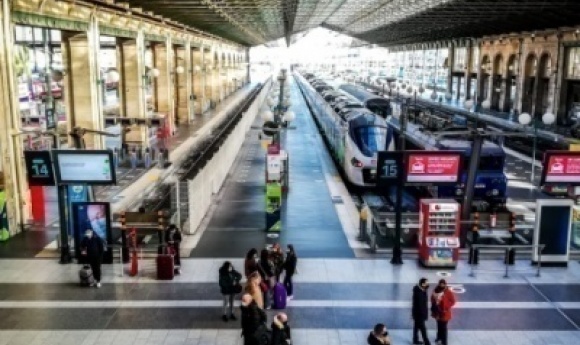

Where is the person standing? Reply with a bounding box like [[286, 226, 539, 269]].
[[219, 261, 242, 322], [80, 229, 104, 288], [245, 272, 264, 309], [431, 279, 456, 345], [271, 312, 292, 345], [165, 224, 182, 274], [258, 248, 275, 309], [244, 248, 259, 278], [367, 323, 391, 345], [412, 278, 431, 345], [282, 244, 297, 299], [270, 244, 285, 282], [240, 293, 267, 345]]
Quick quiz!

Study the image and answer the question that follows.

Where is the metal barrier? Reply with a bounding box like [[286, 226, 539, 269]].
[[469, 244, 545, 278]]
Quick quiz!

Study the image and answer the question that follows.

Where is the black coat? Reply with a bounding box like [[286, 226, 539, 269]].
[[241, 301, 266, 338], [367, 332, 390, 345], [412, 285, 429, 320], [165, 229, 182, 244], [283, 253, 297, 276], [271, 320, 291, 345], [80, 235, 104, 261], [219, 267, 242, 294]]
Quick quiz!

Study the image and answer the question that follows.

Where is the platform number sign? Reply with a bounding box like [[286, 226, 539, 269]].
[[24, 150, 55, 186], [377, 151, 403, 190]]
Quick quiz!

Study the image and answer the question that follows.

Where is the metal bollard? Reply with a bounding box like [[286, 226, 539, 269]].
[[144, 147, 152, 169], [113, 148, 119, 169], [130, 148, 137, 169]]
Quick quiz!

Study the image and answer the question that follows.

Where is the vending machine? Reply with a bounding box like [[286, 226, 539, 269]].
[[418, 199, 461, 268]]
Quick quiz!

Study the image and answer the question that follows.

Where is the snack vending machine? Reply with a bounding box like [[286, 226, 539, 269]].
[[418, 199, 461, 268]]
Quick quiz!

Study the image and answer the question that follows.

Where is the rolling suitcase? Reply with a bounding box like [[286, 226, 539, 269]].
[[272, 282, 287, 309], [79, 265, 95, 287], [156, 248, 174, 280]]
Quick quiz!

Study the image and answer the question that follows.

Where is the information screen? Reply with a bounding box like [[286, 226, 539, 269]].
[[541, 151, 580, 184], [405, 151, 461, 184], [53, 150, 116, 185], [24, 150, 55, 186]]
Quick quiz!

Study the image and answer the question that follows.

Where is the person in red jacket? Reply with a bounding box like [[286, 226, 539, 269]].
[[430, 279, 456, 345]]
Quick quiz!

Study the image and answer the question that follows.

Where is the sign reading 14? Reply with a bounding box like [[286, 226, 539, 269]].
[[31, 158, 50, 177]]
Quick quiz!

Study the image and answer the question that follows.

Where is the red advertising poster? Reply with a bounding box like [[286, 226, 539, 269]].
[[406, 152, 461, 183], [544, 154, 580, 183]]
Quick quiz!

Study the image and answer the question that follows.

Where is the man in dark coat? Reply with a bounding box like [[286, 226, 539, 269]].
[[412, 277, 431, 345], [80, 229, 105, 288], [271, 312, 292, 345], [240, 293, 267, 345]]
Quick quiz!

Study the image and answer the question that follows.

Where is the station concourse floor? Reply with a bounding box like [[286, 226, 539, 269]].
[[2, 80, 580, 344]]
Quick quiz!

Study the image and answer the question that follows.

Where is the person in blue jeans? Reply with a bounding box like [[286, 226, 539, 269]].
[[282, 244, 297, 299]]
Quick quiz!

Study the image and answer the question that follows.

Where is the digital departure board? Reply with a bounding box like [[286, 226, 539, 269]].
[[53, 150, 116, 185]]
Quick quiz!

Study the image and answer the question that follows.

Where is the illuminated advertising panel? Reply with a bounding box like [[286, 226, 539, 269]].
[[405, 151, 462, 184], [541, 151, 580, 185]]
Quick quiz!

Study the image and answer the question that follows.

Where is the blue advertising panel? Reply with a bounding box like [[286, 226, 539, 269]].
[[72, 202, 113, 264], [67, 185, 88, 236], [533, 199, 574, 265]]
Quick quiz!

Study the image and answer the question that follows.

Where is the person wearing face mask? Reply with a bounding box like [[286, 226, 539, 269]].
[[282, 244, 297, 299], [271, 312, 292, 345], [244, 248, 259, 278], [80, 229, 104, 288], [412, 277, 431, 345], [165, 224, 182, 274], [219, 261, 243, 322]]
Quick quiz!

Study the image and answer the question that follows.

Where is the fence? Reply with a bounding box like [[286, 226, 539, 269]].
[[469, 244, 545, 278]]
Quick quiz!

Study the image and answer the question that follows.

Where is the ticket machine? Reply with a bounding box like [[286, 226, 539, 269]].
[[418, 199, 461, 267]]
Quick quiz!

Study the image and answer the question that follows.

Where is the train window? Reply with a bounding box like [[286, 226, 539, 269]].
[[366, 99, 391, 117], [352, 126, 387, 157], [478, 155, 504, 171]]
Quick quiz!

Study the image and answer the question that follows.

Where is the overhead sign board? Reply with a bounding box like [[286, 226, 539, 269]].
[[405, 151, 462, 184], [541, 151, 580, 185], [53, 150, 116, 185], [24, 150, 55, 186]]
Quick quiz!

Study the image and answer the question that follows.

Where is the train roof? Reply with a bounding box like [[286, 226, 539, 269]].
[[387, 116, 505, 155], [347, 110, 387, 128], [338, 84, 391, 104]]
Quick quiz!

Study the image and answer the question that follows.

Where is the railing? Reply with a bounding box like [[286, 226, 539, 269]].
[[469, 244, 545, 278]]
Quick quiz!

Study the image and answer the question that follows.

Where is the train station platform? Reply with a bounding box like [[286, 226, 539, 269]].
[[0, 84, 258, 259], [189, 77, 357, 258]]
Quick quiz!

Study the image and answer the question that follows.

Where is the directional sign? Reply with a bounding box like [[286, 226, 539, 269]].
[[24, 150, 55, 186]]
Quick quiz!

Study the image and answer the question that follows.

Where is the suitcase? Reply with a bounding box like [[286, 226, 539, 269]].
[[79, 265, 95, 287], [156, 254, 174, 280], [272, 282, 287, 309]]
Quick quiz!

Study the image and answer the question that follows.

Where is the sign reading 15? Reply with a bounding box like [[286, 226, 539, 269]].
[[31, 158, 50, 177], [381, 159, 398, 178]]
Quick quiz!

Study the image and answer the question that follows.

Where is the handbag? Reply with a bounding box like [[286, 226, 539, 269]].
[[232, 283, 243, 294]]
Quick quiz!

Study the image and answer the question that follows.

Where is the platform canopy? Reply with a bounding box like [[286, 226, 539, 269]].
[[125, 0, 580, 46]]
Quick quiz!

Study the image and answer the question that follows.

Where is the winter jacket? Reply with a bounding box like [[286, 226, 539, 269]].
[[431, 287, 456, 322], [270, 318, 292, 345], [367, 332, 390, 345], [165, 228, 182, 244], [219, 267, 242, 295], [283, 253, 297, 276], [241, 301, 267, 338], [245, 258, 259, 278], [412, 285, 429, 321], [258, 259, 275, 280], [80, 235, 104, 261]]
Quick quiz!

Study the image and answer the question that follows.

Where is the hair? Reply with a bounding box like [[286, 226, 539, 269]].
[[438, 279, 447, 286], [419, 277, 428, 286], [287, 244, 295, 255], [245, 248, 258, 260], [220, 261, 232, 271], [373, 323, 386, 335], [248, 271, 261, 283], [168, 224, 177, 230]]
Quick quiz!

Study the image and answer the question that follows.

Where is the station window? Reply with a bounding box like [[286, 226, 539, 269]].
[[454, 47, 467, 71], [567, 47, 580, 79]]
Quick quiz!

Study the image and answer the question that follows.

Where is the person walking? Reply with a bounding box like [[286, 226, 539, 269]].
[[80, 229, 104, 288], [245, 271, 264, 309], [431, 279, 456, 345], [219, 261, 243, 322], [244, 248, 259, 278], [412, 278, 431, 345], [367, 323, 391, 345], [282, 244, 297, 299], [258, 248, 275, 309], [271, 312, 292, 345], [165, 224, 182, 274], [240, 293, 267, 345]]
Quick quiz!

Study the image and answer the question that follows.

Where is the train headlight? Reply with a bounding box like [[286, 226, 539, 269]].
[[350, 157, 364, 168], [492, 189, 499, 196], [456, 188, 463, 196]]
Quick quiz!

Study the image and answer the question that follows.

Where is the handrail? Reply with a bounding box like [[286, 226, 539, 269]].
[[469, 244, 545, 278]]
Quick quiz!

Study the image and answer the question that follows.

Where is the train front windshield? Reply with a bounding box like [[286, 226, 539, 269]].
[[352, 126, 387, 157], [366, 99, 391, 117], [478, 155, 505, 171]]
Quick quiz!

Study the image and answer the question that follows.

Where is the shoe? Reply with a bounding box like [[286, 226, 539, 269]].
[[222, 315, 228, 322], [287, 295, 293, 300], [266, 305, 272, 310], [229, 314, 237, 321], [96, 282, 101, 288]]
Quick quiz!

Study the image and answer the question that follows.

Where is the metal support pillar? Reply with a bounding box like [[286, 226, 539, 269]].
[[461, 132, 484, 245], [58, 184, 72, 264], [391, 98, 409, 265]]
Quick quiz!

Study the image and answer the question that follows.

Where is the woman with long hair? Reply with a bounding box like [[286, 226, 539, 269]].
[[244, 248, 259, 278], [218, 261, 242, 322], [259, 248, 275, 309], [244, 271, 264, 309]]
